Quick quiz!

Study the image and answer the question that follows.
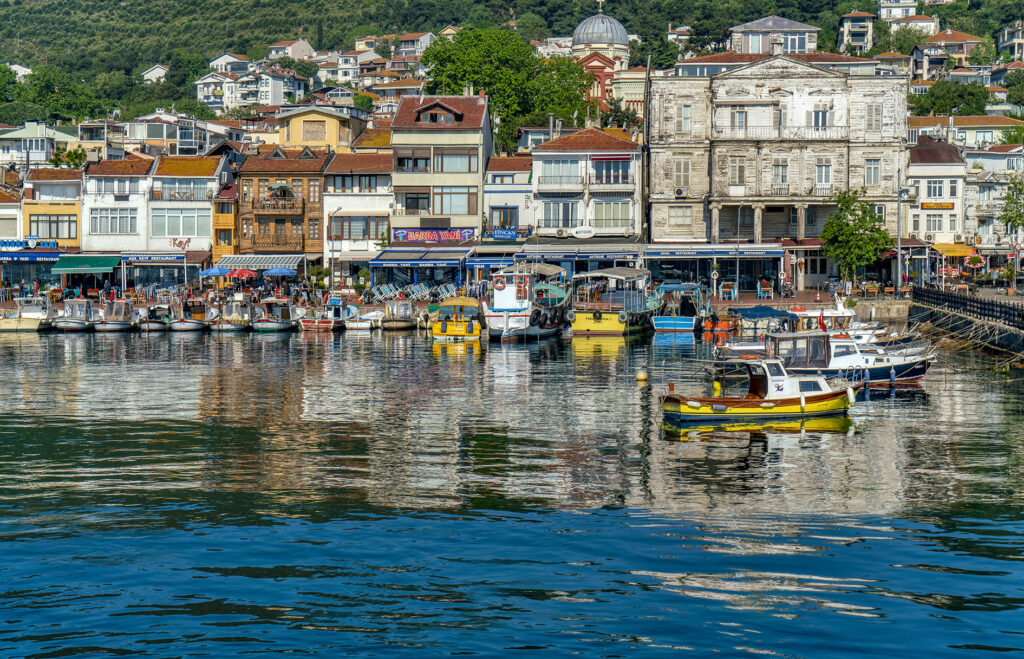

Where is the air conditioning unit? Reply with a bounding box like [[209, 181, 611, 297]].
[[976, 235, 983, 245], [925, 233, 934, 242], [906, 189, 917, 201], [674, 187, 687, 198], [909, 232, 920, 240], [955, 233, 963, 242], [556, 229, 565, 237]]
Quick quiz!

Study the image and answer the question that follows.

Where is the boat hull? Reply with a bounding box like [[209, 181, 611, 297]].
[[138, 321, 168, 332], [571, 310, 652, 336], [252, 320, 296, 332], [787, 359, 931, 383], [168, 320, 209, 332], [432, 318, 483, 342], [0, 317, 45, 332], [52, 320, 93, 332], [381, 319, 417, 331], [652, 316, 698, 332], [662, 388, 852, 422], [299, 319, 343, 332], [93, 321, 134, 332], [210, 322, 250, 332]]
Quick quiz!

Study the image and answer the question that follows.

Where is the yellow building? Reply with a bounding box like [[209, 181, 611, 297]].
[[22, 168, 83, 249], [277, 106, 367, 151], [212, 184, 238, 261]]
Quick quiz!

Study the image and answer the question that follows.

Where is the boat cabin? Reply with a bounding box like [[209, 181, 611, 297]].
[[102, 300, 134, 323], [654, 283, 710, 317], [766, 332, 830, 369], [385, 299, 414, 320], [261, 298, 297, 320], [571, 268, 650, 313], [787, 306, 856, 332], [437, 297, 483, 321], [745, 359, 835, 399], [173, 299, 208, 321], [14, 296, 53, 318], [63, 299, 96, 320], [492, 263, 566, 312]]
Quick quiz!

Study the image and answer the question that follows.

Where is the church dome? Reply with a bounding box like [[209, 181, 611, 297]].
[[572, 12, 629, 47]]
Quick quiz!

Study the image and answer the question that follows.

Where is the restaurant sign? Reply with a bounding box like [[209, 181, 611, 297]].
[[921, 202, 954, 210], [391, 228, 475, 242]]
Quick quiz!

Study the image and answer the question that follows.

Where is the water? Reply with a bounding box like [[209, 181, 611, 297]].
[[1, 331, 1023, 657]]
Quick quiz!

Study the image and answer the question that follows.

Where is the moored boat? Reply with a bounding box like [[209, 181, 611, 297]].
[[94, 299, 137, 332], [251, 297, 304, 332], [767, 331, 933, 384], [0, 296, 56, 332], [168, 298, 212, 332], [299, 295, 356, 332], [662, 359, 859, 422], [52, 299, 97, 332], [381, 299, 418, 331], [568, 268, 655, 336], [138, 304, 172, 332], [345, 309, 383, 330], [431, 296, 485, 342], [483, 263, 567, 342], [210, 295, 256, 332], [650, 283, 711, 332]]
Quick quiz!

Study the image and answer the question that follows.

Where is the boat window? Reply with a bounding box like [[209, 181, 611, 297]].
[[800, 317, 816, 331], [833, 344, 857, 358], [438, 305, 480, 320], [799, 380, 822, 393], [808, 338, 827, 366], [747, 367, 769, 398], [766, 362, 785, 377], [835, 317, 850, 329]]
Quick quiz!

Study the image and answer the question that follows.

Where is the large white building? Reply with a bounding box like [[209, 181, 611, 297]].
[[322, 153, 393, 285], [906, 136, 968, 247]]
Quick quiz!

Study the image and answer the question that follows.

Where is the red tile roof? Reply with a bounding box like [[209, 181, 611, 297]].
[[0, 189, 19, 203], [325, 153, 392, 173], [154, 156, 222, 177], [372, 77, 424, 89], [842, 11, 874, 17], [215, 184, 238, 199], [391, 96, 488, 130], [876, 51, 910, 58], [399, 32, 429, 40], [989, 86, 1009, 92], [534, 127, 639, 153], [272, 40, 298, 47], [926, 29, 984, 43], [909, 115, 1024, 128], [892, 14, 935, 22], [486, 156, 532, 172], [28, 168, 82, 182], [86, 159, 153, 176], [981, 144, 1023, 152], [239, 148, 331, 173], [352, 128, 392, 149]]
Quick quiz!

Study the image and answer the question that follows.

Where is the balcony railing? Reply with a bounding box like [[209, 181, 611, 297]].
[[589, 175, 635, 187], [712, 125, 849, 140], [395, 166, 431, 173], [538, 175, 584, 188], [771, 184, 790, 196], [151, 189, 214, 201], [813, 184, 834, 197], [251, 198, 306, 215], [393, 207, 430, 216], [239, 234, 306, 251]]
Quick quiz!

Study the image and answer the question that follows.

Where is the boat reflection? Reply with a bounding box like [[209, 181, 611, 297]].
[[662, 415, 854, 442]]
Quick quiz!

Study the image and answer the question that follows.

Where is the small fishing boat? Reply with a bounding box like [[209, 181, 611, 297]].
[[138, 304, 172, 332], [52, 298, 97, 332], [568, 268, 655, 336], [94, 299, 137, 332], [381, 299, 418, 331], [211, 295, 256, 332], [650, 283, 711, 332], [299, 295, 356, 332], [0, 296, 56, 332], [169, 298, 212, 332], [662, 359, 858, 422], [251, 297, 304, 332], [767, 331, 933, 384], [345, 309, 383, 330], [431, 296, 486, 342], [662, 414, 854, 439], [483, 263, 567, 342]]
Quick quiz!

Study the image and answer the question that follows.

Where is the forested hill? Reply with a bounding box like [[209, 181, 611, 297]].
[[0, 0, 1019, 81]]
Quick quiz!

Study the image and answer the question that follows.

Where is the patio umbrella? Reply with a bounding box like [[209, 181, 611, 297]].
[[267, 182, 292, 192], [200, 266, 231, 277], [263, 267, 297, 276], [227, 269, 258, 278]]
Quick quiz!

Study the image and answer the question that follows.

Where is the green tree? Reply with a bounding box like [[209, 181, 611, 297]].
[[353, 93, 374, 112], [602, 96, 638, 129], [968, 38, 997, 65], [870, 26, 930, 56], [94, 70, 137, 101], [291, 60, 319, 80], [820, 189, 894, 283], [0, 101, 46, 125], [17, 66, 96, 120], [910, 81, 989, 116], [514, 12, 549, 43], [0, 65, 18, 103], [1000, 125, 1024, 145], [999, 171, 1024, 235], [48, 146, 87, 169], [220, 104, 259, 119], [374, 38, 394, 59], [1006, 70, 1024, 106]]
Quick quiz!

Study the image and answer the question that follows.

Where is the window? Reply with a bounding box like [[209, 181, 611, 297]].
[[812, 104, 829, 129], [432, 186, 476, 215], [308, 179, 320, 202], [729, 156, 746, 186], [799, 380, 823, 393], [807, 207, 816, 226], [542, 159, 580, 183], [730, 107, 747, 129], [542, 200, 579, 228], [35, 183, 78, 201], [748, 33, 762, 54], [675, 105, 691, 132], [491, 174, 513, 184], [329, 215, 388, 240], [403, 192, 429, 212], [874, 204, 885, 221], [866, 104, 882, 132], [949, 180, 957, 197], [773, 159, 788, 185], [912, 214, 920, 232], [156, 178, 213, 200], [433, 150, 478, 173], [242, 219, 252, 237], [301, 120, 326, 141], [89, 208, 137, 234], [926, 213, 942, 232], [241, 179, 253, 202], [927, 179, 943, 198], [151, 208, 212, 237], [594, 160, 630, 184], [97, 178, 140, 195], [738, 206, 753, 227], [593, 201, 630, 228], [329, 175, 355, 193], [309, 219, 319, 238], [490, 206, 518, 227], [773, 106, 786, 128], [291, 219, 303, 237], [396, 150, 430, 172], [865, 159, 880, 186], [418, 109, 454, 124], [291, 179, 303, 200], [674, 158, 690, 189], [359, 175, 377, 193], [668, 206, 690, 226], [816, 157, 832, 185], [217, 202, 233, 214], [784, 33, 807, 53], [29, 214, 77, 239]]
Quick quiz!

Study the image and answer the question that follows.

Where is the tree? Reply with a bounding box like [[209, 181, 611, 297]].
[[353, 93, 374, 112], [48, 146, 87, 169], [17, 66, 97, 120], [999, 171, 1024, 235], [220, 104, 259, 119], [1000, 125, 1024, 145], [820, 189, 894, 283], [514, 12, 549, 43], [870, 26, 930, 56], [374, 38, 393, 59], [910, 81, 989, 116], [0, 101, 46, 125], [969, 38, 997, 65], [1006, 70, 1024, 106], [602, 96, 638, 129], [93, 70, 137, 101], [0, 65, 17, 103], [291, 60, 319, 80]]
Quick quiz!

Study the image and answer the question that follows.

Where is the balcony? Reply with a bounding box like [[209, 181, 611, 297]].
[[239, 234, 306, 252], [392, 207, 430, 216], [771, 184, 790, 196], [712, 125, 849, 140], [589, 174, 635, 191], [251, 198, 306, 216], [537, 175, 584, 192], [152, 189, 214, 201], [813, 184, 834, 197]]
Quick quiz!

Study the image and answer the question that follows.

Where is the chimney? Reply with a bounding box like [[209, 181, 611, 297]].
[[770, 36, 784, 56], [555, 119, 563, 139]]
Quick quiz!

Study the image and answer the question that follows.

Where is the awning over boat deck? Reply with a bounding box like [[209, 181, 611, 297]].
[[645, 243, 786, 258], [369, 248, 471, 268], [931, 243, 976, 258], [51, 255, 122, 274], [214, 254, 305, 270]]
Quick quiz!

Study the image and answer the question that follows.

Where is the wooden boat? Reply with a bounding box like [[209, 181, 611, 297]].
[[138, 304, 172, 332], [651, 283, 711, 332], [345, 309, 383, 330], [299, 295, 356, 332], [568, 268, 654, 336], [663, 415, 854, 438], [211, 295, 256, 332], [431, 296, 486, 342], [767, 331, 933, 384], [483, 263, 567, 342], [251, 297, 304, 332], [169, 298, 212, 332], [94, 299, 137, 332], [382, 299, 418, 331], [661, 359, 858, 422], [0, 296, 56, 332], [53, 299, 98, 332]]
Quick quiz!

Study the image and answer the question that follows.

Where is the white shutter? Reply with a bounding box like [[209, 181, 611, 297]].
[[673, 159, 682, 187], [681, 160, 690, 187]]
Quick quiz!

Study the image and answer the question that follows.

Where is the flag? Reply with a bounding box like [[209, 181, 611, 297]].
[[818, 312, 826, 331]]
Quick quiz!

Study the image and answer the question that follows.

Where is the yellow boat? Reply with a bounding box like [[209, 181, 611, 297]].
[[431, 296, 486, 342], [567, 267, 655, 336], [662, 359, 858, 422], [662, 415, 853, 439]]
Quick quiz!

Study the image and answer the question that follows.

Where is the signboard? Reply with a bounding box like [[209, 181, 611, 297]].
[[123, 253, 186, 263], [921, 202, 954, 210], [571, 225, 596, 239], [391, 228, 475, 242], [490, 228, 519, 241]]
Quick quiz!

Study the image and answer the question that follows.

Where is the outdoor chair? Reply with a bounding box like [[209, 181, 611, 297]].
[[719, 282, 737, 301]]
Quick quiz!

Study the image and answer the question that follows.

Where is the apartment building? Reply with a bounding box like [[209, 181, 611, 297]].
[[906, 136, 968, 246], [81, 158, 154, 253], [878, 0, 917, 24], [483, 156, 534, 241], [322, 153, 392, 283], [22, 169, 83, 250], [998, 21, 1024, 60], [838, 11, 875, 53]]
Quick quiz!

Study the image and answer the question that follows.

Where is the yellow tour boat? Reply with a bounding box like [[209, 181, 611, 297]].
[[662, 359, 859, 422], [431, 296, 486, 342], [567, 268, 655, 336]]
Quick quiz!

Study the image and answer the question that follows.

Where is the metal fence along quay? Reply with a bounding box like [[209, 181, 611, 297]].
[[912, 286, 1024, 331]]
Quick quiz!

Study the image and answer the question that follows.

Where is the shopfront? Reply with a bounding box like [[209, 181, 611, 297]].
[[369, 248, 471, 287], [118, 251, 211, 288], [645, 244, 785, 292], [0, 243, 65, 290]]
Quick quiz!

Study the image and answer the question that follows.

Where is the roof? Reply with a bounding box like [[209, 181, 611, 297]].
[[215, 184, 237, 200], [910, 135, 965, 164], [876, 51, 911, 58], [325, 153, 392, 174], [892, 14, 936, 22], [392, 95, 488, 130], [0, 189, 19, 204], [372, 77, 423, 89], [926, 29, 984, 43], [352, 128, 392, 149], [842, 11, 875, 17], [86, 159, 152, 176], [28, 168, 81, 182], [989, 86, 1009, 92], [573, 13, 629, 47], [154, 156, 222, 177], [399, 32, 429, 40], [731, 15, 820, 32], [239, 147, 331, 173], [486, 155, 532, 172], [533, 127, 639, 153], [271, 40, 298, 47], [909, 115, 1024, 128], [978, 144, 1023, 152], [681, 51, 875, 65]]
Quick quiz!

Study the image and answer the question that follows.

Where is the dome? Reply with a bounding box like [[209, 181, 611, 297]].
[[572, 13, 629, 47]]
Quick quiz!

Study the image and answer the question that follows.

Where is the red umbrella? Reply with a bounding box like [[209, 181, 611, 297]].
[[227, 269, 258, 278]]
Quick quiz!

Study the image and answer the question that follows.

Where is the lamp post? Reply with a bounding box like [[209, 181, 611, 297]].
[[897, 184, 910, 295]]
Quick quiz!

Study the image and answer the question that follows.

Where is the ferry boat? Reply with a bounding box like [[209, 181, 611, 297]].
[[431, 296, 486, 342], [168, 298, 212, 332], [53, 298, 98, 332], [94, 299, 137, 332], [138, 304, 172, 332], [299, 295, 356, 332], [662, 359, 858, 422], [211, 295, 257, 332], [0, 296, 56, 332], [381, 299, 418, 331], [483, 263, 567, 342], [568, 268, 654, 336], [650, 283, 711, 332], [251, 297, 303, 332]]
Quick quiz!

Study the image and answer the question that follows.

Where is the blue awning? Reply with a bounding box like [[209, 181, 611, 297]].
[[0, 251, 63, 263], [466, 256, 516, 269], [646, 244, 786, 258], [370, 249, 469, 268]]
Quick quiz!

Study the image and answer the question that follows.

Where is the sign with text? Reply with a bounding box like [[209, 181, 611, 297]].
[[392, 228, 475, 242], [921, 202, 954, 210], [571, 225, 596, 239], [489, 228, 519, 241]]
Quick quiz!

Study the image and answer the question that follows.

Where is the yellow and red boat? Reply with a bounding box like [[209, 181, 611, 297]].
[[431, 296, 486, 342], [568, 268, 655, 336], [662, 359, 859, 423]]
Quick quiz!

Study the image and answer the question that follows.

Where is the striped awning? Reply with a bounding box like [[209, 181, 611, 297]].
[[214, 254, 305, 270]]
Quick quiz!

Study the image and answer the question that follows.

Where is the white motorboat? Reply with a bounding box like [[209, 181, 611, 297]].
[[53, 299, 97, 332], [251, 297, 304, 332], [0, 296, 56, 332], [138, 304, 172, 332], [482, 263, 567, 342], [94, 299, 137, 332], [211, 295, 256, 332], [169, 298, 213, 331]]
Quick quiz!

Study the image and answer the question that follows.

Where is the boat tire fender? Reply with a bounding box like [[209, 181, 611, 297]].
[[619, 311, 629, 324], [759, 402, 775, 409], [846, 387, 855, 405], [800, 394, 806, 412], [566, 310, 576, 323], [593, 310, 602, 322], [529, 309, 541, 326]]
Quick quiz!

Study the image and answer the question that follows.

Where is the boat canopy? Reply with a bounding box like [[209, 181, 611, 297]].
[[656, 283, 703, 293], [501, 262, 565, 277], [571, 267, 650, 282], [728, 305, 790, 320], [767, 332, 830, 369]]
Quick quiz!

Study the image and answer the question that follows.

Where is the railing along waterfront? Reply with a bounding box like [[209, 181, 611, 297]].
[[912, 285, 1024, 330]]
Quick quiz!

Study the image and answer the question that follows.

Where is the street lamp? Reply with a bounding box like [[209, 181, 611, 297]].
[[897, 185, 911, 295]]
